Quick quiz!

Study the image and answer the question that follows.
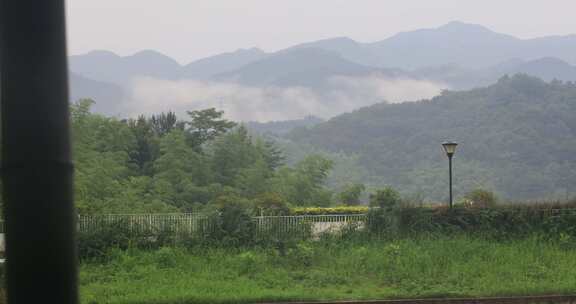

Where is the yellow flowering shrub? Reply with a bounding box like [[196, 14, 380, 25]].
[[291, 206, 369, 215]]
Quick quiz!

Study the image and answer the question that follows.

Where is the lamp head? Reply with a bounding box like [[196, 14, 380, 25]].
[[442, 141, 458, 157]]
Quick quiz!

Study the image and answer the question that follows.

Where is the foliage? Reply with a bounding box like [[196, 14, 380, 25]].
[[80, 237, 576, 303], [288, 75, 576, 201], [338, 183, 365, 205], [75, 200, 576, 260], [253, 192, 290, 216], [462, 188, 499, 208], [67, 100, 340, 214], [394, 204, 576, 239], [370, 186, 402, 208], [271, 155, 335, 206], [186, 108, 237, 148], [209, 196, 257, 246]]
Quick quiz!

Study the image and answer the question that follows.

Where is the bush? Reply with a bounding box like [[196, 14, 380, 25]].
[[370, 186, 402, 209], [77, 216, 184, 260], [367, 187, 402, 236], [210, 195, 257, 246], [253, 192, 290, 216], [338, 183, 365, 206], [288, 242, 315, 267], [236, 251, 264, 276], [153, 247, 180, 268], [462, 188, 498, 208], [77, 218, 134, 260]]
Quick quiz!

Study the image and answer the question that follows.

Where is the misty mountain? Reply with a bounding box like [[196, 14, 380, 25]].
[[181, 48, 267, 79], [69, 73, 125, 115], [286, 37, 380, 67], [66, 21, 576, 119], [69, 50, 181, 85], [289, 21, 576, 70], [416, 57, 576, 89], [288, 74, 576, 200], [68, 21, 576, 88], [246, 116, 324, 135], [368, 21, 522, 69], [492, 57, 576, 82], [215, 48, 383, 87]]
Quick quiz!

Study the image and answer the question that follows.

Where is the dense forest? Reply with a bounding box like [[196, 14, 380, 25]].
[[288, 74, 576, 201], [17, 74, 574, 215], [71, 100, 350, 214]]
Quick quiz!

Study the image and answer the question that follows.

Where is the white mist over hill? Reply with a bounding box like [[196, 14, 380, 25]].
[[122, 75, 446, 121]]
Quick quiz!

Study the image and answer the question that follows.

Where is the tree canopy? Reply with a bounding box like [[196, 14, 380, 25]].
[[288, 75, 576, 201], [70, 102, 344, 214]]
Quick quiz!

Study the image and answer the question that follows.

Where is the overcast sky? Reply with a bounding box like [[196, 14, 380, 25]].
[[67, 0, 576, 64]]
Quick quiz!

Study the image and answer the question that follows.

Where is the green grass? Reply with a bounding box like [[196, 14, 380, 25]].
[[80, 236, 576, 303]]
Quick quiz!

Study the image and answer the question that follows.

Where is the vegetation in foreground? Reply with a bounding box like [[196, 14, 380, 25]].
[[80, 236, 576, 304]]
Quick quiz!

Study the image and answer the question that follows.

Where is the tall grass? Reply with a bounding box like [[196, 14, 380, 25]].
[[80, 236, 576, 304]]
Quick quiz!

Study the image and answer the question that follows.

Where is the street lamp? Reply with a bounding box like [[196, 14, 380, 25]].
[[442, 142, 458, 209]]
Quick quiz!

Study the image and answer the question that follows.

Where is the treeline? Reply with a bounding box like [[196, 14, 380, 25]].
[[72, 100, 364, 214], [289, 75, 576, 201]]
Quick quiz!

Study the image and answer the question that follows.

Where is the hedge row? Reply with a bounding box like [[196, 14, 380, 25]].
[[388, 205, 576, 238], [290, 206, 369, 215]]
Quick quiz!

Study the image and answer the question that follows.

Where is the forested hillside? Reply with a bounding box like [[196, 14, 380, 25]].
[[289, 75, 576, 200], [71, 101, 343, 214]]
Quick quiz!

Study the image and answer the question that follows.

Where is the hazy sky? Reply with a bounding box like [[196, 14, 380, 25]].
[[67, 0, 576, 64]]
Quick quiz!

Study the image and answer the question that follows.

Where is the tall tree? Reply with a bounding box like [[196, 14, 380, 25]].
[[186, 108, 236, 148], [150, 111, 182, 136], [211, 125, 259, 186]]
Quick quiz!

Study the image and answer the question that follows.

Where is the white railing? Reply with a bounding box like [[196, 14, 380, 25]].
[[76, 213, 368, 238], [78, 213, 213, 235], [254, 214, 367, 239]]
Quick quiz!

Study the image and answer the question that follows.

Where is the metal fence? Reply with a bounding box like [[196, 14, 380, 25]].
[[2, 207, 575, 236], [77, 213, 217, 235], [0, 213, 368, 237], [76, 213, 368, 239], [255, 214, 367, 239]]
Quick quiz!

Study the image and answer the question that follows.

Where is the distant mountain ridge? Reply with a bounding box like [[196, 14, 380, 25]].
[[66, 21, 576, 117], [70, 21, 576, 84], [215, 48, 383, 87], [281, 21, 576, 69], [69, 49, 182, 85], [415, 57, 576, 89], [181, 48, 267, 79], [69, 73, 125, 116]]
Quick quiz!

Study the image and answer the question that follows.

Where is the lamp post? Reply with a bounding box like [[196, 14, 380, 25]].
[[442, 142, 458, 209]]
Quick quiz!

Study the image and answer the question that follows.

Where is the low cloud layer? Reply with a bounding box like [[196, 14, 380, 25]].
[[122, 74, 447, 122]]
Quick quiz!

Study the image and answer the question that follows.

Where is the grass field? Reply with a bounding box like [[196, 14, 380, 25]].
[[79, 236, 576, 304]]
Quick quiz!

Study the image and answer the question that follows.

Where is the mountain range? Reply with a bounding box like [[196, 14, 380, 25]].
[[67, 21, 576, 118]]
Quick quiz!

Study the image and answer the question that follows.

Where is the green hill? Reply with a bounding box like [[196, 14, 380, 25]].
[[288, 75, 576, 201]]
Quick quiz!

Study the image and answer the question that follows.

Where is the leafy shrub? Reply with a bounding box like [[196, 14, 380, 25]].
[[338, 183, 365, 206], [253, 192, 290, 216], [77, 218, 134, 260], [367, 208, 400, 236], [367, 187, 402, 235], [392, 204, 576, 240], [370, 186, 402, 208], [462, 188, 498, 208], [210, 196, 256, 246], [288, 242, 315, 267], [153, 247, 180, 268], [236, 251, 263, 275]]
